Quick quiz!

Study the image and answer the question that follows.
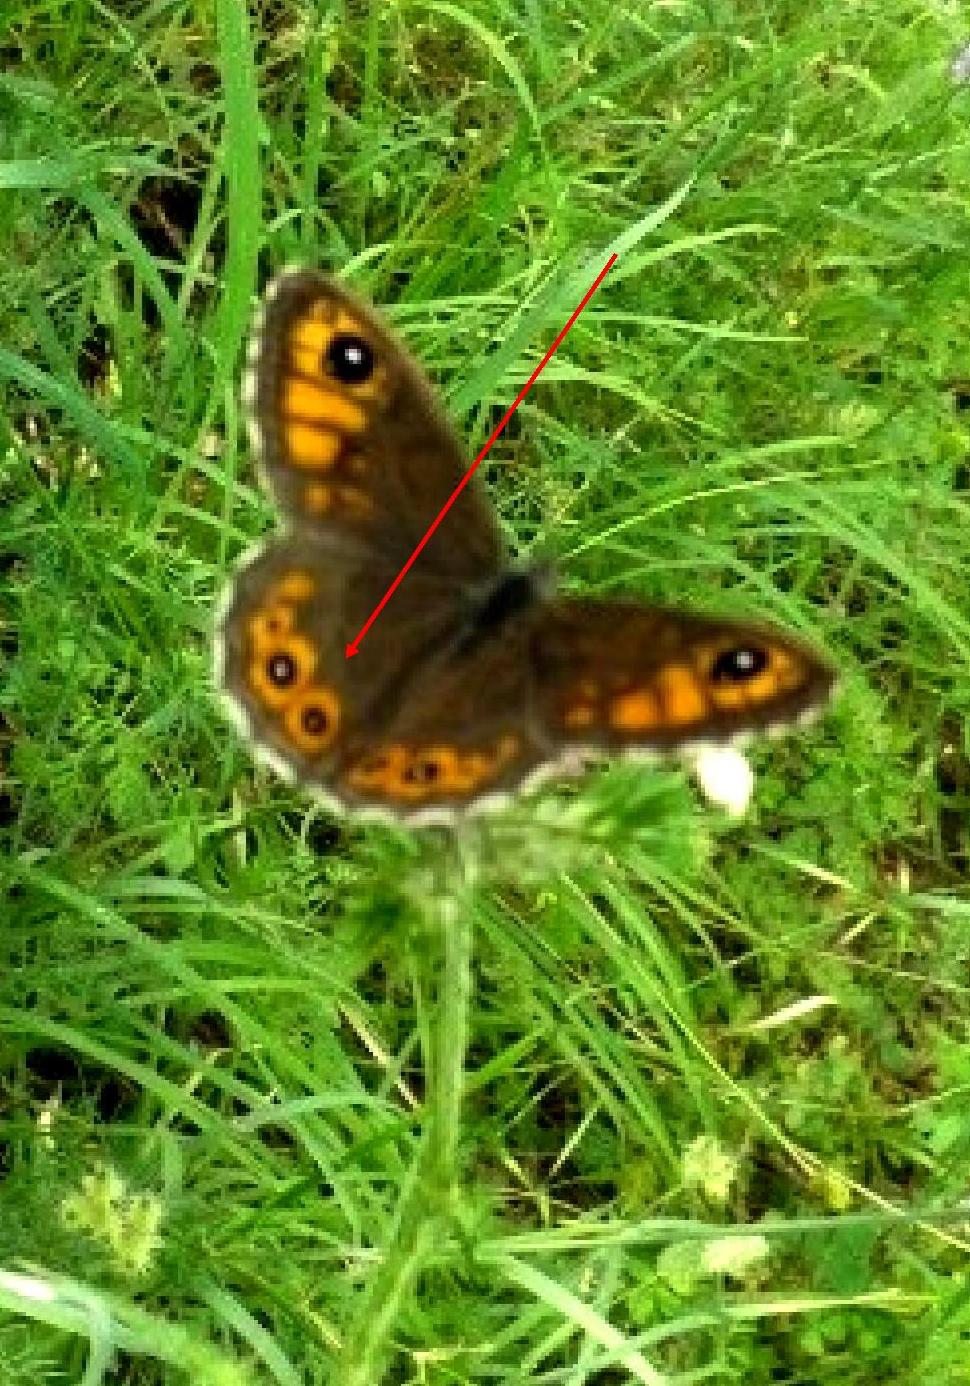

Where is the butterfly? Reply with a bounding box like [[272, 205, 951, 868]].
[[215, 270, 836, 825]]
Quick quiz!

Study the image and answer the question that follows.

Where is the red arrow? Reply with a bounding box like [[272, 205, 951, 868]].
[[345, 252, 618, 658]]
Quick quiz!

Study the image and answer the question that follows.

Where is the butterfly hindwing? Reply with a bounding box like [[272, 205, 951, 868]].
[[217, 534, 468, 802], [245, 270, 504, 581], [334, 607, 548, 819]]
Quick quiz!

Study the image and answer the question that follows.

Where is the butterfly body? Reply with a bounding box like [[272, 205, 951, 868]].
[[216, 270, 835, 824]]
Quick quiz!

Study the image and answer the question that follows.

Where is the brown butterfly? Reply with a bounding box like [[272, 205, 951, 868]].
[[215, 270, 836, 824]]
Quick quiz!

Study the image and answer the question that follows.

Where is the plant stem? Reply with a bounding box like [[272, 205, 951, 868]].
[[336, 843, 474, 1386]]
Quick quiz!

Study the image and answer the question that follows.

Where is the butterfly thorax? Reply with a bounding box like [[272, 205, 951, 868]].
[[459, 565, 552, 653]]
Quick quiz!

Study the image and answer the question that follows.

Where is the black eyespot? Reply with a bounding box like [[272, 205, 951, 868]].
[[711, 646, 769, 683], [402, 758, 439, 785], [301, 705, 329, 736], [325, 333, 375, 385], [267, 653, 297, 686]]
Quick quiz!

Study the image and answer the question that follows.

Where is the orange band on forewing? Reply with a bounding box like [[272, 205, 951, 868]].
[[282, 379, 367, 433], [335, 485, 373, 516], [292, 319, 332, 354], [285, 424, 342, 470], [302, 482, 373, 518], [290, 345, 322, 377], [304, 482, 332, 514], [333, 309, 363, 333]]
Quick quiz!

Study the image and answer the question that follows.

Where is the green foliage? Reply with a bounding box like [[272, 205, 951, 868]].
[[2, 0, 970, 1383]]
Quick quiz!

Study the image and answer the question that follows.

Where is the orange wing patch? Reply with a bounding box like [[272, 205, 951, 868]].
[[242, 572, 340, 758], [282, 378, 367, 432], [304, 482, 332, 514], [333, 484, 373, 516], [609, 687, 661, 732], [563, 702, 596, 730], [707, 644, 796, 711], [285, 423, 343, 472], [282, 686, 340, 754], [288, 309, 387, 403], [345, 735, 521, 806], [246, 631, 318, 710], [654, 664, 708, 726], [276, 300, 390, 526], [275, 572, 316, 602], [248, 602, 295, 652], [555, 639, 810, 740], [302, 481, 373, 518]]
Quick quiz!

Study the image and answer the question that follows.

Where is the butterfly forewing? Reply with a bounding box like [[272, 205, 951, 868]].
[[247, 270, 504, 582], [531, 599, 836, 751]]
